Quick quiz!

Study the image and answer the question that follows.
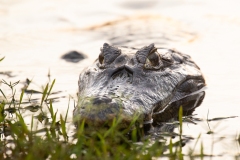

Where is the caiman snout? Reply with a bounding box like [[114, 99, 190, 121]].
[[75, 96, 135, 129]]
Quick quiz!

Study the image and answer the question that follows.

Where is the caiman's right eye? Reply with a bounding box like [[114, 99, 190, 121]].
[[145, 48, 159, 67], [144, 48, 162, 70], [136, 43, 163, 70]]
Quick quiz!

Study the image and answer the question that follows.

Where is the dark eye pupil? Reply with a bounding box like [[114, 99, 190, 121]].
[[147, 52, 159, 66], [99, 54, 104, 64]]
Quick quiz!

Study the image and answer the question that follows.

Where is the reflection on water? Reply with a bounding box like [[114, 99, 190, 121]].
[[90, 15, 197, 48], [1, 0, 240, 158]]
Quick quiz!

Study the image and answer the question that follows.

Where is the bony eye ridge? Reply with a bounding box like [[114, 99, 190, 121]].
[[144, 48, 162, 69], [97, 43, 121, 67]]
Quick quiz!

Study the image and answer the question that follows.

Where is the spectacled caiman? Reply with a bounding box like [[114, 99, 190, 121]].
[[73, 42, 205, 131]]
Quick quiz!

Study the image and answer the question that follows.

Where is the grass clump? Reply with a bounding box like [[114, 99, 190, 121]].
[[0, 78, 192, 160]]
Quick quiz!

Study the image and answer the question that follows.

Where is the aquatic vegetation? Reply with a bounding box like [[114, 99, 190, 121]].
[[0, 58, 239, 159], [0, 78, 199, 160]]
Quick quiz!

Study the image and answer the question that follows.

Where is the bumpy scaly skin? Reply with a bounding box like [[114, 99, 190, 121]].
[[73, 43, 205, 129]]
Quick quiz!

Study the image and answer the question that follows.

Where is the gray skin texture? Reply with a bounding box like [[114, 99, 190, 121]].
[[73, 43, 205, 129]]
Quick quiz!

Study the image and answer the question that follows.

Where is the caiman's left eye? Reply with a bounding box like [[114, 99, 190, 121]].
[[144, 48, 162, 69]]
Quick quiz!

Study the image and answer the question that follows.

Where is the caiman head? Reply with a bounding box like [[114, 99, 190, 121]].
[[73, 43, 205, 130]]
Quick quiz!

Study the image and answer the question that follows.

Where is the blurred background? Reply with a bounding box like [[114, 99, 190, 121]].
[[0, 0, 240, 158]]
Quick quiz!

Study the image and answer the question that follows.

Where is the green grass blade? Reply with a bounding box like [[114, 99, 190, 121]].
[[12, 80, 19, 87], [1, 79, 8, 86], [47, 100, 54, 119], [0, 57, 5, 62], [200, 141, 204, 160], [178, 106, 183, 160], [60, 114, 68, 141], [97, 133, 107, 156], [178, 106, 183, 135], [190, 134, 201, 156], [0, 88, 7, 100], [19, 89, 25, 108], [30, 115, 34, 133], [46, 79, 55, 100], [0, 101, 6, 122], [16, 112, 29, 135], [169, 138, 173, 156], [41, 83, 49, 106], [64, 97, 70, 123]]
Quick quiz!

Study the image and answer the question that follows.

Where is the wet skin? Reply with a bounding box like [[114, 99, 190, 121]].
[[73, 43, 205, 130]]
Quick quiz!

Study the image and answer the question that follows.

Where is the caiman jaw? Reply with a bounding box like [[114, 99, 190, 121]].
[[152, 78, 206, 124]]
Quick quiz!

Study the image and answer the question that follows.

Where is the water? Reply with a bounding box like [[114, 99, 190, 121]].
[[0, 0, 240, 159]]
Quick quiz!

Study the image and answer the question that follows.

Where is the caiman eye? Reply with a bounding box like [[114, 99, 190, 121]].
[[99, 52, 104, 64], [98, 43, 121, 67], [144, 48, 162, 69]]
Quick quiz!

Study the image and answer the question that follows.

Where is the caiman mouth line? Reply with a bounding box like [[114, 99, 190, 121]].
[[153, 86, 206, 116]]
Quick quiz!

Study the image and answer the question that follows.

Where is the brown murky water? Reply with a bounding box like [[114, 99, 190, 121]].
[[0, 0, 240, 159]]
